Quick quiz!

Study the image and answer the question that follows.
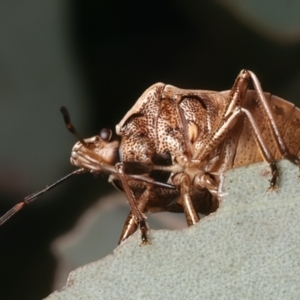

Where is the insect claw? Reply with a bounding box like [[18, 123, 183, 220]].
[[140, 236, 151, 246], [140, 239, 151, 246], [267, 185, 278, 193], [139, 219, 151, 245]]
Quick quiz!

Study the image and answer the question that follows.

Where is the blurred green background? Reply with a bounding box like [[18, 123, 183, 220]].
[[1, 1, 300, 299]]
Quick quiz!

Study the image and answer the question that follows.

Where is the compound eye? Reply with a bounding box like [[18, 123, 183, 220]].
[[99, 128, 112, 142]]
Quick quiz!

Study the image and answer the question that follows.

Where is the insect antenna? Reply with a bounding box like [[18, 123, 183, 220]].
[[0, 107, 90, 226], [0, 168, 85, 226], [60, 106, 87, 147]]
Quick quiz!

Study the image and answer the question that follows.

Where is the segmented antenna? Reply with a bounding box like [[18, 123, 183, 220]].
[[0, 107, 89, 226], [0, 168, 85, 226], [60, 106, 87, 146]]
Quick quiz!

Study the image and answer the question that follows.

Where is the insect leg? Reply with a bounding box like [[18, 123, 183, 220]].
[[191, 70, 251, 162], [240, 107, 279, 190], [118, 185, 151, 245], [192, 109, 241, 162], [173, 173, 200, 226], [248, 70, 300, 166], [115, 162, 150, 244], [192, 105, 279, 190], [119, 212, 138, 244], [191, 70, 283, 190], [118, 213, 150, 245]]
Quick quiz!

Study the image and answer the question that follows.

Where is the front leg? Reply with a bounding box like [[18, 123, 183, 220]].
[[117, 179, 152, 245], [119, 212, 150, 245], [115, 162, 145, 221], [118, 211, 139, 245]]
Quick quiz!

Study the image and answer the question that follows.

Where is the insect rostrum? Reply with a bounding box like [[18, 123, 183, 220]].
[[1, 69, 300, 245]]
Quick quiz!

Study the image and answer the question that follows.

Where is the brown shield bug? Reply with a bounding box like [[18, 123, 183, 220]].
[[1, 69, 300, 245]]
